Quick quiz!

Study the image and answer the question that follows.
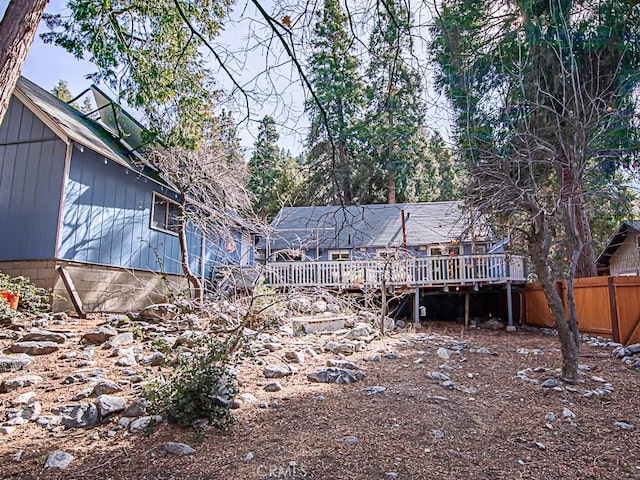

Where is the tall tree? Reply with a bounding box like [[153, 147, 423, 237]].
[[0, 0, 49, 126], [42, 0, 232, 148], [305, 0, 364, 205], [248, 116, 283, 219], [52, 79, 95, 113], [432, 0, 640, 381], [360, 0, 431, 204]]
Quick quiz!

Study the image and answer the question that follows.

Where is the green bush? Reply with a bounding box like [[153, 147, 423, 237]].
[[144, 336, 244, 430], [0, 271, 51, 316]]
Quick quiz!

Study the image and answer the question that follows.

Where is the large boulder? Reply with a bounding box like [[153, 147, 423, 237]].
[[95, 395, 127, 417], [19, 329, 67, 344], [82, 326, 117, 345], [8, 341, 59, 355], [307, 368, 365, 384], [0, 354, 34, 373], [56, 403, 100, 429], [0, 375, 43, 393]]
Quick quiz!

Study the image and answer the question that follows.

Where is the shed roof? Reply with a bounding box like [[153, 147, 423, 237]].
[[267, 202, 492, 252], [596, 220, 640, 266]]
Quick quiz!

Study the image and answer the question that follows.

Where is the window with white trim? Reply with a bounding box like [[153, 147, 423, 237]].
[[328, 250, 350, 261], [151, 192, 180, 235]]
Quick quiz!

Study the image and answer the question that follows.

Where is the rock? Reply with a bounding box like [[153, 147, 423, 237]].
[[315, 395, 325, 402], [115, 353, 138, 367], [44, 451, 74, 470], [123, 398, 150, 417], [307, 368, 365, 384], [361, 386, 386, 395], [284, 350, 306, 364], [541, 379, 558, 388], [95, 395, 127, 417], [374, 316, 395, 334], [627, 343, 640, 355], [57, 403, 100, 429], [426, 371, 450, 381], [264, 365, 296, 379], [82, 326, 117, 345], [244, 451, 255, 462], [11, 391, 36, 405], [9, 341, 60, 355], [436, 348, 451, 360], [517, 348, 529, 355], [108, 332, 134, 348], [562, 408, 575, 419], [0, 426, 17, 435], [19, 329, 66, 344], [239, 393, 258, 405], [345, 324, 374, 340], [431, 429, 445, 439], [129, 416, 153, 433], [535, 442, 546, 450], [324, 340, 359, 355], [93, 380, 124, 396], [6, 401, 42, 425], [0, 374, 43, 393], [385, 472, 399, 479], [340, 436, 359, 445], [289, 296, 311, 313], [139, 352, 166, 366], [327, 359, 359, 370], [614, 421, 634, 431], [164, 442, 195, 455], [264, 382, 283, 392], [475, 347, 492, 355], [591, 376, 606, 383], [383, 352, 398, 360], [263, 342, 283, 352], [36, 415, 62, 429], [441, 380, 456, 390], [138, 304, 178, 322], [545, 412, 556, 422], [395, 320, 406, 329], [311, 300, 327, 313]]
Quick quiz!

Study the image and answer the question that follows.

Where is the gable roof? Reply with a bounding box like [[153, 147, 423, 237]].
[[14, 77, 163, 183], [267, 202, 492, 252], [597, 220, 640, 266]]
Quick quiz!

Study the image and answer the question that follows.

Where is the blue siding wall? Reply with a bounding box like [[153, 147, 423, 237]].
[[59, 146, 204, 274], [0, 98, 65, 260]]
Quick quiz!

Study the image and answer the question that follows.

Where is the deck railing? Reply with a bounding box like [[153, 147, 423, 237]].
[[263, 254, 526, 289]]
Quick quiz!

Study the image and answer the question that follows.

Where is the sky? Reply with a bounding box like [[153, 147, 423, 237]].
[[1, 0, 452, 157]]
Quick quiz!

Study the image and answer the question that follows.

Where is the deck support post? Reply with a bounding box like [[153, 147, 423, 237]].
[[464, 291, 470, 328], [506, 280, 514, 327], [413, 286, 420, 324]]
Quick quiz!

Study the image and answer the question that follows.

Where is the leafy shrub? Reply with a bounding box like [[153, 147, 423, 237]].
[[144, 336, 244, 430], [0, 271, 51, 316]]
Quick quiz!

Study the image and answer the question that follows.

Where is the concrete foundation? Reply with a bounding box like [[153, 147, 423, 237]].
[[0, 260, 187, 313]]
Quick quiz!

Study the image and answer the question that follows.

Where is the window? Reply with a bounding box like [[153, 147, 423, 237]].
[[329, 250, 350, 261], [376, 249, 398, 259], [475, 244, 487, 254], [429, 247, 443, 256], [151, 192, 180, 235]]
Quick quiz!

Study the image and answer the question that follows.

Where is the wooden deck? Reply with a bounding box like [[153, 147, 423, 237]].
[[263, 254, 526, 289]]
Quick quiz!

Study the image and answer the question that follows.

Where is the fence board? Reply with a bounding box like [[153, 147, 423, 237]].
[[525, 276, 640, 345], [613, 277, 640, 345]]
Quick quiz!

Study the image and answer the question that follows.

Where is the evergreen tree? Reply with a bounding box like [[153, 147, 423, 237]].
[[305, 0, 364, 205], [359, 0, 433, 204], [248, 116, 283, 219]]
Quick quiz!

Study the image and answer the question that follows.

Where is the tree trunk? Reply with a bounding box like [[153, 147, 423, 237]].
[[387, 175, 396, 204], [177, 212, 202, 301], [0, 0, 49, 125], [528, 216, 579, 382]]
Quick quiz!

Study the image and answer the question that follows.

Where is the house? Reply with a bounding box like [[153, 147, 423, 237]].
[[597, 220, 640, 276], [263, 202, 526, 324], [0, 77, 255, 313]]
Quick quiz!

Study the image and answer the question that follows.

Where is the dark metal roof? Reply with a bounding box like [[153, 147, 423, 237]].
[[596, 220, 640, 266], [15, 77, 165, 185], [266, 202, 492, 252]]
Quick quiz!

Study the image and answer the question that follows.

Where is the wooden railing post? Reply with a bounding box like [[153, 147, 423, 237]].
[[608, 276, 620, 343]]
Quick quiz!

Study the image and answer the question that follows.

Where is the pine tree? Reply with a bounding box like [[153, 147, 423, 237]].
[[305, 0, 364, 205], [359, 0, 433, 204], [248, 116, 283, 219]]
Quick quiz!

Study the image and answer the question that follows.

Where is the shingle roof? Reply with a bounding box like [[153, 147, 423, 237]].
[[596, 220, 640, 266], [268, 202, 492, 251]]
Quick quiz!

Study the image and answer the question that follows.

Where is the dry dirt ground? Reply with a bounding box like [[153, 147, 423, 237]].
[[1, 317, 639, 480]]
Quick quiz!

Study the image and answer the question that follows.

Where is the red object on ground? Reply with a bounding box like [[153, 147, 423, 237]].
[[0, 291, 18, 310]]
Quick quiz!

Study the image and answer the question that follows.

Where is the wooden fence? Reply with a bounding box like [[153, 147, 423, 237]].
[[525, 276, 640, 345]]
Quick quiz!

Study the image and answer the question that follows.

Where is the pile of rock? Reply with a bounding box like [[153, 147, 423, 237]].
[[612, 343, 640, 370]]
